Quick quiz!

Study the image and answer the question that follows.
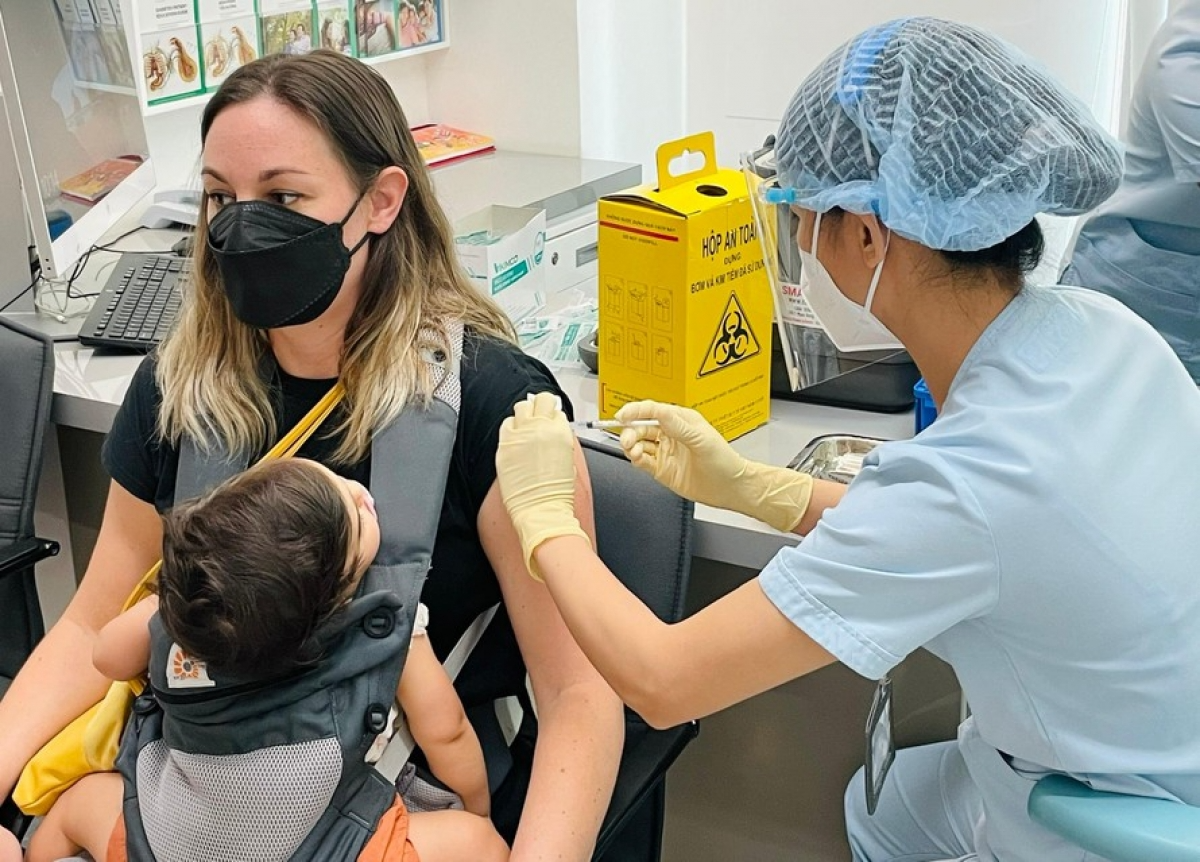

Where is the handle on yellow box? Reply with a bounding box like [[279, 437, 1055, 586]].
[[656, 132, 718, 192]]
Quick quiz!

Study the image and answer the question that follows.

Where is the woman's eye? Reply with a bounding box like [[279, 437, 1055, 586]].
[[206, 191, 233, 209], [269, 191, 301, 206]]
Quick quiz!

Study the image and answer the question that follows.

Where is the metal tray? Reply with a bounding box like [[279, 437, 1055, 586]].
[[787, 434, 886, 484]]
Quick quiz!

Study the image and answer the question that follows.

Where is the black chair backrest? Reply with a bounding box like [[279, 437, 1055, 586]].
[[0, 318, 53, 690], [581, 436, 693, 623], [582, 436, 697, 862]]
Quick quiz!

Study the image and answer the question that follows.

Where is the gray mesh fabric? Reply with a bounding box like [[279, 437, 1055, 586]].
[[137, 737, 342, 862], [774, 17, 1123, 251], [396, 762, 465, 813], [423, 319, 463, 413]]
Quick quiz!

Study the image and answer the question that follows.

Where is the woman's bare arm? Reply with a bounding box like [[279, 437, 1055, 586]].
[[479, 441, 624, 862]]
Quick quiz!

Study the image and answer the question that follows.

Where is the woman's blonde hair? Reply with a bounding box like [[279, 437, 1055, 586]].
[[157, 49, 514, 463]]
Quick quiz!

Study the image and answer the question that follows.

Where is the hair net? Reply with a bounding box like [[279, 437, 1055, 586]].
[[774, 17, 1123, 252]]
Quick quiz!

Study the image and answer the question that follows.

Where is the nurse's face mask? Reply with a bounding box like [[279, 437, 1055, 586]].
[[795, 210, 900, 353], [206, 191, 371, 329]]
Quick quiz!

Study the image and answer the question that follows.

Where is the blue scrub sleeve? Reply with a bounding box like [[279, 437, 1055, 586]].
[[758, 443, 1000, 680], [1144, 6, 1200, 182]]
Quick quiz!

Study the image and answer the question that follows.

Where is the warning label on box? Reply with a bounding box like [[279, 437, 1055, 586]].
[[698, 292, 761, 377]]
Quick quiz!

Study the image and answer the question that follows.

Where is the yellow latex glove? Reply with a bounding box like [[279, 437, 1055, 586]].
[[615, 400, 813, 533], [496, 392, 590, 581]]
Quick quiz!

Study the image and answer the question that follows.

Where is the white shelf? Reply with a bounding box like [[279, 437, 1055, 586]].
[[75, 80, 138, 97], [138, 41, 449, 117]]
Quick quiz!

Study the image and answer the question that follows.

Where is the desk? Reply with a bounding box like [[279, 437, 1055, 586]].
[[50, 345, 915, 564]]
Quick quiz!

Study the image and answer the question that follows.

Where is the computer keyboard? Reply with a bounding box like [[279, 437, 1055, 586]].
[[78, 252, 188, 351]]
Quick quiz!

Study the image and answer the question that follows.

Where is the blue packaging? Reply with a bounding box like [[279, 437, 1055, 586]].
[[47, 209, 73, 240], [913, 377, 937, 433]]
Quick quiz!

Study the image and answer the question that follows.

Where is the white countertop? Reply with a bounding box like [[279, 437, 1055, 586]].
[[51, 341, 913, 569]]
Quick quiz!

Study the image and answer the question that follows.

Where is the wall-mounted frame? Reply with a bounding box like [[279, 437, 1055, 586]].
[[123, 0, 448, 115]]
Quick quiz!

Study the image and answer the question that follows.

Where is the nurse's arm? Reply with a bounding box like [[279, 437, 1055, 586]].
[[533, 535, 836, 729], [795, 478, 848, 536]]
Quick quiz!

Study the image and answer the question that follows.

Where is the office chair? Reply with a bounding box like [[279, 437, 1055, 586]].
[[1028, 774, 1200, 862], [453, 435, 698, 861], [0, 318, 60, 839]]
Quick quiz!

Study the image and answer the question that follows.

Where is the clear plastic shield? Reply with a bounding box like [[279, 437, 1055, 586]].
[[741, 146, 911, 399]]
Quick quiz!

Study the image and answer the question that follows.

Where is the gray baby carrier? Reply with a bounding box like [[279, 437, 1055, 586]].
[[115, 331, 462, 862]]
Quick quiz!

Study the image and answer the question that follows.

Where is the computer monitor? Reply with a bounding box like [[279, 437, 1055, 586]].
[[0, 0, 155, 324]]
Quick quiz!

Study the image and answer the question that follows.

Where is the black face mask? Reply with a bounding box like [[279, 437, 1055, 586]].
[[206, 194, 370, 329]]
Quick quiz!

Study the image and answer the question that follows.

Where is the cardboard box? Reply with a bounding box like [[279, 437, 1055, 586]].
[[455, 205, 547, 324], [598, 132, 772, 440]]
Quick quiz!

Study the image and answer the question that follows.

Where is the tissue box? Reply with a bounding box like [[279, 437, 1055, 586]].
[[597, 132, 773, 441], [455, 205, 546, 324]]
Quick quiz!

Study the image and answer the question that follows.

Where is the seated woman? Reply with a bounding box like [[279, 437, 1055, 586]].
[[0, 49, 622, 860]]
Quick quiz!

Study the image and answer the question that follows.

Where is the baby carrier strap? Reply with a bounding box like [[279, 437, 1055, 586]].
[[119, 324, 463, 862]]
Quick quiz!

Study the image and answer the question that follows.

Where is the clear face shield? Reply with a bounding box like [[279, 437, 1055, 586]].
[[741, 144, 912, 401]]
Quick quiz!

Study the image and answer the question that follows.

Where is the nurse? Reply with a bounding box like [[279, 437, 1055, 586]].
[[1060, 0, 1200, 382], [493, 17, 1200, 862]]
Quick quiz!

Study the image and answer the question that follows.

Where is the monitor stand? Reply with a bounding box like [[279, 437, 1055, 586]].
[[1, 309, 84, 342]]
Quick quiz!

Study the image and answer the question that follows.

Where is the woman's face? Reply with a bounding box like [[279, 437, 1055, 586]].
[[201, 96, 374, 328]]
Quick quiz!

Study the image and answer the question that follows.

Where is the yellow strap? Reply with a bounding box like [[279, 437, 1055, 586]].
[[266, 382, 346, 461], [123, 382, 346, 609]]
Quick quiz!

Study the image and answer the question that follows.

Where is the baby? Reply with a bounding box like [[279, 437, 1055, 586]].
[[24, 458, 506, 862]]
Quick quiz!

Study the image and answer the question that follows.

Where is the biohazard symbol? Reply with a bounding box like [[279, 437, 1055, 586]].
[[698, 292, 761, 377]]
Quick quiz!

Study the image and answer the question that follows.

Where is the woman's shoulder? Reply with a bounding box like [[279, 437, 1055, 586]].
[[122, 352, 165, 416], [460, 329, 560, 393], [451, 328, 571, 459]]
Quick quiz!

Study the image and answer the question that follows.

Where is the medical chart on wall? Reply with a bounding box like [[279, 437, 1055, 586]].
[[132, 0, 204, 105], [352, 0, 443, 58], [197, 0, 258, 89], [120, 0, 447, 112]]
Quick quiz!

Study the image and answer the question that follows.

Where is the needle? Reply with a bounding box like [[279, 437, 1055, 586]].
[[573, 419, 660, 429]]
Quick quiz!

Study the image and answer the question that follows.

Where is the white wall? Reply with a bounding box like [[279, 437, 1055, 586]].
[[147, 0, 584, 188], [688, 0, 1131, 168], [426, 0, 581, 156], [581, 1, 1137, 180], [578, 0, 686, 175]]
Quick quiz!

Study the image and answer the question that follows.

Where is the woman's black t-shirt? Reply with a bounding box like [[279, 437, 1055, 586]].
[[100, 330, 573, 665]]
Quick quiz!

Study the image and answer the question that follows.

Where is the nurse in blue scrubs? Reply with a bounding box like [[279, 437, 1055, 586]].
[[492, 16, 1200, 862], [1061, 0, 1200, 382]]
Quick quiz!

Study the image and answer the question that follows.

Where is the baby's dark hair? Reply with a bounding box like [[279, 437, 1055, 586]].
[[158, 459, 355, 678]]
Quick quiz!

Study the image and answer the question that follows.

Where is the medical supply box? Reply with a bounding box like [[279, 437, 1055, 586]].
[[455, 205, 547, 325], [597, 132, 773, 441]]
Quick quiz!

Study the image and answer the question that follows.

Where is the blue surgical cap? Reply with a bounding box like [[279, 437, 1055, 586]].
[[774, 17, 1124, 251]]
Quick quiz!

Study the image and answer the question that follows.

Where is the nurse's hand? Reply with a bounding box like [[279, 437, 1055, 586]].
[[616, 400, 813, 533], [616, 401, 745, 505], [496, 392, 591, 581]]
